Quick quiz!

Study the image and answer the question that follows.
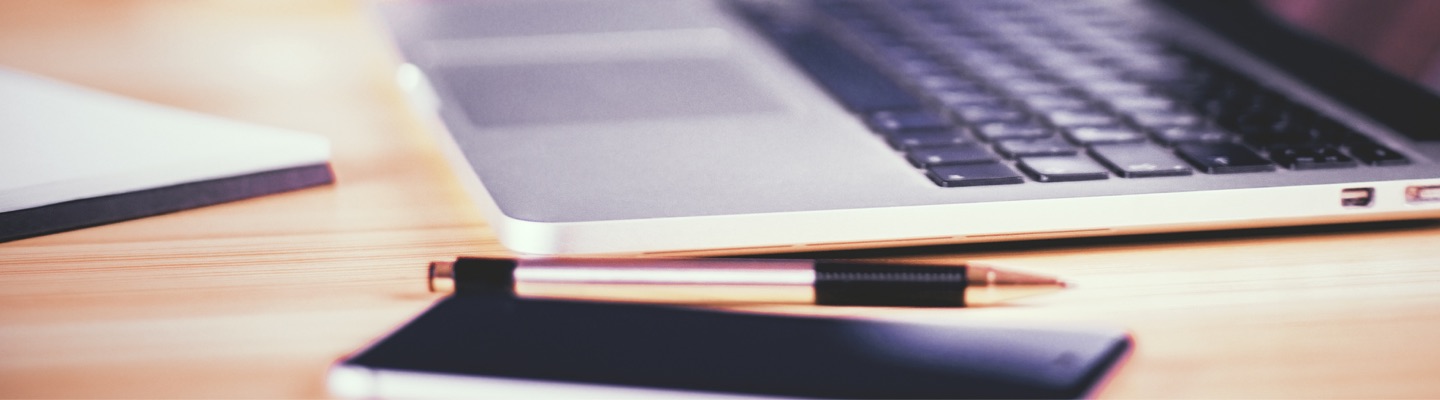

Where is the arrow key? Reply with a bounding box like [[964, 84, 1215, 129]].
[[1176, 143, 1275, 174], [1017, 156, 1111, 182], [1090, 143, 1194, 178], [926, 162, 1025, 187]]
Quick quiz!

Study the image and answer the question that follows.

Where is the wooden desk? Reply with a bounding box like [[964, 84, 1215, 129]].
[[2, 1, 1439, 398]]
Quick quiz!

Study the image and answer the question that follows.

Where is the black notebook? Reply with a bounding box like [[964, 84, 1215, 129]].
[[331, 295, 1132, 399]]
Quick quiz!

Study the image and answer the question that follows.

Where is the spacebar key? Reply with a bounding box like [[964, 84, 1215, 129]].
[[774, 30, 925, 112]]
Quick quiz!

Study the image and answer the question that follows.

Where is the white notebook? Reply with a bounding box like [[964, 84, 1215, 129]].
[[0, 66, 333, 242]]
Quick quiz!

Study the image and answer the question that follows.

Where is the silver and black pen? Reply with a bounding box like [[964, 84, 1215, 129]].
[[428, 257, 1066, 307]]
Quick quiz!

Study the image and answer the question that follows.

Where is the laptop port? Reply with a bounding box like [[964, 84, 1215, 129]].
[[1407, 185, 1440, 203], [1341, 188, 1374, 208]]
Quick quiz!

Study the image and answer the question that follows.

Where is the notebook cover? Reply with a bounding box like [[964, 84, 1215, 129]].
[[333, 295, 1132, 399]]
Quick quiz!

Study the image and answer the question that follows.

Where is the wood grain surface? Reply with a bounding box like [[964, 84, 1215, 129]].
[[2, 1, 1440, 398]]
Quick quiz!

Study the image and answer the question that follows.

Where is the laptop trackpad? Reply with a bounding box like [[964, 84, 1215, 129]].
[[438, 58, 787, 128]]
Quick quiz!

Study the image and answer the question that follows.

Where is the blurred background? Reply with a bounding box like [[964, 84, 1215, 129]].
[[1264, 0, 1440, 91]]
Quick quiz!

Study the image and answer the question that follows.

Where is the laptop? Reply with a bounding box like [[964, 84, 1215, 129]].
[[375, 0, 1440, 256]]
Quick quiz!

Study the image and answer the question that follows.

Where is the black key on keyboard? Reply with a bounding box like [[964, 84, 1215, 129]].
[[1268, 145, 1357, 170], [1079, 80, 1151, 97], [1348, 142, 1411, 166], [951, 103, 1029, 124], [1090, 143, 1194, 178], [906, 143, 999, 167], [885, 129, 970, 150], [1106, 95, 1177, 113], [996, 79, 1075, 97], [1065, 126, 1149, 145], [1127, 110, 1203, 129], [1151, 126, 1235, 146], [995, 136, 1078, 158], [1306, 119, 1405, 165], [1021, 94, 1094, 112], [927, 162, 1026, 187], [1243, 131, 1317, 148], [973, 120, 1053, 141], [1017, 156, 1111, 182], [1044, 110, 1120, 128], [931, 89, 1008, 106], [913, 75, 989, 93], [867, 109, 953, 133], [1176, 143, 1276, 174]]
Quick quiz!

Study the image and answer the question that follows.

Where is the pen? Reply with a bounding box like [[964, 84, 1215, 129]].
[[428, 257, 1066, 307]]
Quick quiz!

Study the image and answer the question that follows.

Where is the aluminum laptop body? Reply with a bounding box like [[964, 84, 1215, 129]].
[[377, 0, 1440, 255]]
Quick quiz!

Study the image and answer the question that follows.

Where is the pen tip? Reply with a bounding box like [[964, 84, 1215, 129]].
[[964, 264, 1068, 305], [967, 264, 1067, 287], [429, 261, 456, 293]]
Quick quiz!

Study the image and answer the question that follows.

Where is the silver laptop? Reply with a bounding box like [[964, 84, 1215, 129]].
[[376, 0, 1440, 255]]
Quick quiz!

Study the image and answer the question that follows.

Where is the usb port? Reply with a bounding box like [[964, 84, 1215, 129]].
[[1341, 188, 1374, 207], [1407, 185, 1440, 203]]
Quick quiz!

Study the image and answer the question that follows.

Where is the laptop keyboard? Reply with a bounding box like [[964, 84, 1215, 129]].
[[744, 0, 1409, 187]]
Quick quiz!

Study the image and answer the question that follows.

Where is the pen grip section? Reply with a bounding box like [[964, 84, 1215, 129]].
[[452, 258, 520, 294], [814, 262, 967, 307]]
